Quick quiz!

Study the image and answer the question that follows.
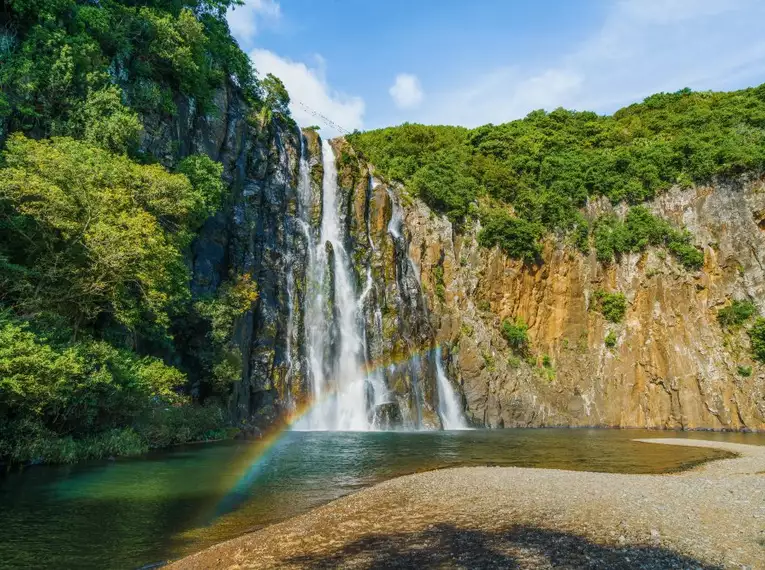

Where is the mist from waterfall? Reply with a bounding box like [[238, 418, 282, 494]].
[[435, 347, 468, 429]]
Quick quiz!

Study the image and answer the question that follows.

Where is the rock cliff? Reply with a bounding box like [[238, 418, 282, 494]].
[[400, 173, 765, 430], [142, 92, 764, 431]]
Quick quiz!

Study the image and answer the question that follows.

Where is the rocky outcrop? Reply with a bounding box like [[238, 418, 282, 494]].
[[400, 174, 765, 430]]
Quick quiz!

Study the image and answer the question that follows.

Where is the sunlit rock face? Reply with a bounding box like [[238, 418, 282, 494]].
[[400, 174, 765, 430], [139, 88, 764, 431]]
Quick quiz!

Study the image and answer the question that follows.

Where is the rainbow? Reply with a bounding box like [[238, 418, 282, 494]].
[[210, 341, 447, 520]]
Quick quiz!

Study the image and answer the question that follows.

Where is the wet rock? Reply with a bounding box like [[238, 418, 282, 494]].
[[374, 402, 403, 429]]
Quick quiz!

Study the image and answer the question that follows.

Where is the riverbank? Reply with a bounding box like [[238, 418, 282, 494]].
[[170, 439, 765, 569]]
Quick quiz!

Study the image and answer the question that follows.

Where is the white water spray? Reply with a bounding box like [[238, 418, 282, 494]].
[[435, 347, 468, 429]]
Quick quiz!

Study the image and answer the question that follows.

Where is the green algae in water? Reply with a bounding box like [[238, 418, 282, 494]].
[[1, 428, 760, 569]]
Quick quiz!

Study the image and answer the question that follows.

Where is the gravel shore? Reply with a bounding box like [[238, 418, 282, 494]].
[[170, 439, 765, 569]]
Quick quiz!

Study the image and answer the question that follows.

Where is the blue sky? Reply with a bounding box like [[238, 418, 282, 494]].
[[227, 0, 765, 136]]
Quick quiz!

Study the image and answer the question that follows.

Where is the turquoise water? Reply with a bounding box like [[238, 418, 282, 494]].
[[1, 428, 761, 569]]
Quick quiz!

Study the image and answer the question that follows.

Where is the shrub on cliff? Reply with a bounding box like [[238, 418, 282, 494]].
[[501, 318, 529, 353], [748, 317, 765, 362], [593, 207, 703, 269], [478, 212, 543, 261], [593, 290, 627, 323], [718, 300, 757, 328]]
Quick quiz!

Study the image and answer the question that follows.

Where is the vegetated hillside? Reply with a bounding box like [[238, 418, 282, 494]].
[[348, 86, 765, 266], [0, 0, 294, 464]]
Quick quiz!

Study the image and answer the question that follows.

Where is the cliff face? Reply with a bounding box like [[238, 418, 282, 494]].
[[140, 96, 764, 431], [401, 175, 765, 430], [137, 83, 305, 423]]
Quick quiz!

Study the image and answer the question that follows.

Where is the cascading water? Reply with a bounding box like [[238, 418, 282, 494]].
[[434, 347, 468, 429], [298, 140, 371, 430], [293, 136, 466, 432]]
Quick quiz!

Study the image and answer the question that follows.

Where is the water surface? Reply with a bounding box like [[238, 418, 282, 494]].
[[1, 428, 761, 569]]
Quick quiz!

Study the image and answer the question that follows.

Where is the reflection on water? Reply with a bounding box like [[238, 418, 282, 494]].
[[1, 428, 761, 569]]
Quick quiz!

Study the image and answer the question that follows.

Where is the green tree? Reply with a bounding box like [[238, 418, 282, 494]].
[[718, 300, 757, 328], [748, 317, 765, 362], [262, 73, 291, 115], [0, 135, 220, 334], [478, 212, 543, 261]]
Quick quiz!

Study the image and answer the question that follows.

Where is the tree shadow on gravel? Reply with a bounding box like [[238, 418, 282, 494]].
[[286, 523, 722, 569]]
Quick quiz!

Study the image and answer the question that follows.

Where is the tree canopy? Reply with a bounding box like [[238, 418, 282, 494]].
[[349, 85, 765, 263]]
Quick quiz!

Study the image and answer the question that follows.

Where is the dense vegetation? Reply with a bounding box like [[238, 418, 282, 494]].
[[593, 206, 703, 269], [0, 0, 288, 464], [349, 85, 765, 264], [0, 0, 259, 138]]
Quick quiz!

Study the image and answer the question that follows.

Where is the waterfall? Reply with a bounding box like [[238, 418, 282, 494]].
[[297, 140, 371, 430], [435, 347, 468, 429], [291, 136, 466, 432]]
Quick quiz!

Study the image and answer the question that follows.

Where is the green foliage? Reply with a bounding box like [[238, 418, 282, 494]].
[[1, 0, 260, 135], [481, 350, 496, 371], [135, 403, 230, 449], [409, 148, 478, 223], [0, 0, 261, 465], [194, 274, 258, 390], [593, 206, 703, 269], [604, 330, 617, 348], [478, 211, 543, 261], [350, 86, 765, 261], [737, 365, 753, 377], [81, 86, 142, 154], [717, 300, 757, 328], [262, 73, 291, 116], [0, 311, 192, 463], [0, 422, 149, 465], [432, 265, 446, 302], [748, 317, 765, 363], [177, 154, 226, 226], [0, 313, 184, 429], [594, 290, 627, 323], [0, 308, 234, 464], [0, 135, 220, 335], [501, 318, 529, 353], [542, 354, 552, 368]]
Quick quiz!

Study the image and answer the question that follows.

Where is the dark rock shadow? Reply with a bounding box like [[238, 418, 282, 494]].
[[286, 523, 722, 569]]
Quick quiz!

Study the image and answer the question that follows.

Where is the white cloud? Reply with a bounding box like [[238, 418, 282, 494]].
[[250, 49, 365, 137], [389, 74, 424, 109], [421, 0, 765, 127], [227, 0, 281, 48]]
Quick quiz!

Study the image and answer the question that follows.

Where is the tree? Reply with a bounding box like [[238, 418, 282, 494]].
[[262, 73, 290, 115], [0, 135, 221, 335]]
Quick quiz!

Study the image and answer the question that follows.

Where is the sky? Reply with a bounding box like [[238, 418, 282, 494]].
[[227, 0, 765, 136]]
